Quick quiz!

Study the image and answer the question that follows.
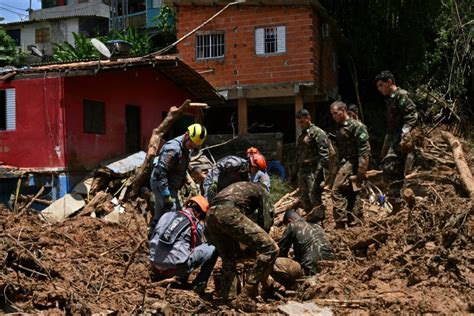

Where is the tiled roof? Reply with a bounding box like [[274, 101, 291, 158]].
[[0, 55, 222, 103]]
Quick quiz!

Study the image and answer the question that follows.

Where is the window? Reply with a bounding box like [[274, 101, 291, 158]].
[[151, 0, 161, 8], [255, 26, 286, 55], [83, 100, 105, 134], [35, 28, 50, 44], [0, 89, 16, 131], [6, 29, 21, 47], [196, 32, 225, 60]]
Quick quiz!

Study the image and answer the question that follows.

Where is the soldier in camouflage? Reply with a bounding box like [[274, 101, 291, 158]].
[[277, 210, 334, 276], [295, 109, 330, 222], [149, 124, 207, 234], [330, 101, 371, 228], [375, 70, 418, 180], [204, 182, 278, 311]]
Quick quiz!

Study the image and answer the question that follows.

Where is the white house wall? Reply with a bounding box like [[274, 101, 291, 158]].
[[13, 19, 79, 55]]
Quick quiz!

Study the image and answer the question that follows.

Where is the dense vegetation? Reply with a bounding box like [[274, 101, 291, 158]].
[[319, 0, 472, 134]]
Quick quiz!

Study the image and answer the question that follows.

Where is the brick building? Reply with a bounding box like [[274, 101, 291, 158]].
[[165, 0, 340, 142]]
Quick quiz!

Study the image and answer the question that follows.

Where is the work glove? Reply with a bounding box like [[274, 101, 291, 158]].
[[356, 156, 369, 181]]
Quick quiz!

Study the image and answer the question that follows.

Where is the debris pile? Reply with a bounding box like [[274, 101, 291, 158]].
[[0, 126, 472, 314]]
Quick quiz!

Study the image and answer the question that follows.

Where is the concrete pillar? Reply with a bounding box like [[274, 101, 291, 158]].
[[238, 98, 248, 135], [295, 94, 304, 141]]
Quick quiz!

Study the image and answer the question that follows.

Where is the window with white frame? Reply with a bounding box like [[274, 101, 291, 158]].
[[255, 26, 286, 55], [196, 32, 225, 60], [0, 89, 16, 131]]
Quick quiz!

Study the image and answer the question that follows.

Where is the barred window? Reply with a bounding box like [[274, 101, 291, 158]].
[[196, 32, 225, 60]]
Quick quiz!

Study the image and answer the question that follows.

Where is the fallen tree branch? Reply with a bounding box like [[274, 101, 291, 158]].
[[127, 100, 191, 199], [274, 189, 299, 209], [441, 131, 474, 200]]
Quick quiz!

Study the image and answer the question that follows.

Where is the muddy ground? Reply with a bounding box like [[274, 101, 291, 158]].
[[0, 130, 472, 315]]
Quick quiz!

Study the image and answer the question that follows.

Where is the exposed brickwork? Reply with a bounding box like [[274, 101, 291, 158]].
[[175, 5, 337, 90]]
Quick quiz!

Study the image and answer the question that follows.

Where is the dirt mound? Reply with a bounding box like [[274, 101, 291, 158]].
[[0, 129, 472, 314]]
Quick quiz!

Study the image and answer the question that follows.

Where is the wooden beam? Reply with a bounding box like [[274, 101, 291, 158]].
[[238, 98, 248, 135]]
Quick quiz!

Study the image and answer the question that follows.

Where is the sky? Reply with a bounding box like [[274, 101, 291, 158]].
[[0, 0, 42, 24]]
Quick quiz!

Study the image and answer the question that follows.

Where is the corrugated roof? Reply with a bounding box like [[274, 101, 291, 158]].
[[0, 55, 222, 103], [1, 15, 107, 26]]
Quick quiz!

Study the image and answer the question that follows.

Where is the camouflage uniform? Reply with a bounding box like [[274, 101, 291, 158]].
[[150, 135, 190, 229], [331, 118, 370, 226], [204, 182, 278, 299], [296, 124, 330, 218], [278, 218, 334, 275], [202, 155, 249, 201], [383, 87, 418, 181]]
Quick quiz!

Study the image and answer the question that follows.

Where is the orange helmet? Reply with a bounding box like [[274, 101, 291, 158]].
[[185, 195, 209, 213], [249, 153, 267, 170], [246, 147, 261, 157]]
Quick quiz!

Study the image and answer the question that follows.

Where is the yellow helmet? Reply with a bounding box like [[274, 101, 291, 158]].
[[187, 123, 207, 146]]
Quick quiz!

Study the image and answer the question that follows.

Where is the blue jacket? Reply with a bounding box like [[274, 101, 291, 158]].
[[151, 135, 190, 195], [250, 170, 271, 191], [149, 208, 203, 267], [203, 155, 249, 199]]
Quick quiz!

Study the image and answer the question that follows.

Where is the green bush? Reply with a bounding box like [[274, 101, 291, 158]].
[[269, 176, 295, 205]]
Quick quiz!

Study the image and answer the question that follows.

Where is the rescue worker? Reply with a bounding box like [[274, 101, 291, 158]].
[[202, 154, 269, 201], [205, 182, 278, 312], [330, 101, 371, 228], [295, 109, 330, 222], [246, 147, 271, 191], [149, 195, 217, 293], [277, 210, 334, 276], [149, 123, 207, 233], [347, 103, 360, 120], [375, 71, 418, 209]]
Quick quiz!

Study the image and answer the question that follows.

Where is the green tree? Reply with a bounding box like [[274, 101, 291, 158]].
[[53, 28, 153, 62], [153, 5, 176, 33], [0, 28, 24, 66], [53, 32, 98, 62], [105, 28, 152, 56]]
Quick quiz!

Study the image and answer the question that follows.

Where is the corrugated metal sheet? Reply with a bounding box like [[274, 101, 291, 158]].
[[3, 56, 222, 103], [6, 89, 16, 130], [1, 15, 107, 26]]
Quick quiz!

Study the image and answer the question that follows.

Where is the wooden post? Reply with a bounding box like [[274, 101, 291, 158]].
[[295, 95, 304, 141], [238, 98, 248, 135]]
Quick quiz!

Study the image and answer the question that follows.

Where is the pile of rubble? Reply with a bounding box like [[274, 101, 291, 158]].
[[0, 127, 472, 314]]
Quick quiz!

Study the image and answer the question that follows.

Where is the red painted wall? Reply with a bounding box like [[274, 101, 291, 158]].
[[0, 78, 66, 168], [176, 5, 327, 87], [63, 67, 194, 170]]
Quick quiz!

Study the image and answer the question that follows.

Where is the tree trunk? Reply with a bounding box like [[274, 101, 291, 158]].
[[441, 131, 474, 200], [127, 99, 192, 199]]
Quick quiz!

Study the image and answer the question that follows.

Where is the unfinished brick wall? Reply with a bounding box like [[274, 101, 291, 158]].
[[175, 5, 329, 89]]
